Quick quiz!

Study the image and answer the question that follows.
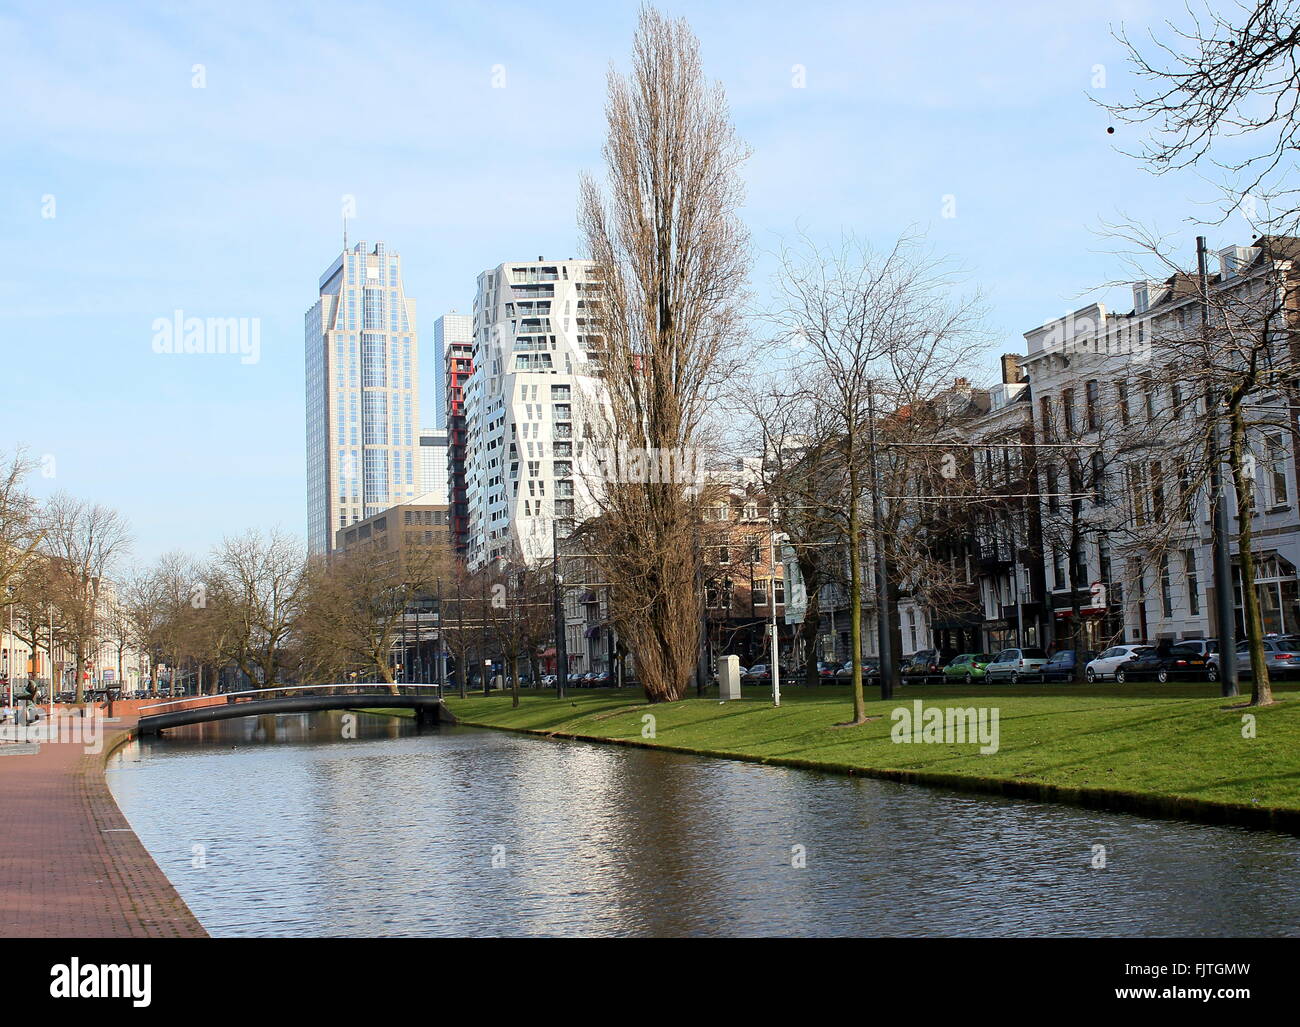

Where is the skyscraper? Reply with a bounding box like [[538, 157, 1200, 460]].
[[305, 240, 420, 555], [463, 257, 607, 568], [432, 313, 471, 430]]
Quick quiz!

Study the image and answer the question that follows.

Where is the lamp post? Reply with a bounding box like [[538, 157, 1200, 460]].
[[457, 577, 467, 700], [769, 523, 781, 707], [435, 577, 444, 697], [867, 381, 895, 700], [552, 516, 568, 700], [481, 571, 490, 696]]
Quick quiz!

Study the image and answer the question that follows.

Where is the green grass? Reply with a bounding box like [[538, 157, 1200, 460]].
[[443, 681, 1300, 815]]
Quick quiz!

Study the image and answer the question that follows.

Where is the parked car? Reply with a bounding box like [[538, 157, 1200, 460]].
[[1084, 645, 1151, 683], [1038, 649, 1097, 683], [745, 664, 772, 683], [1234, 638, 1300, 680], [1174, 638, 1220, 671], [816, 661, 840, 680], [834, 658, 880, 681], [942, 653, 994, 685], [1116, 643, 1211, 683], [983, 647, 1049, 684], [901, 647, 958, 683]]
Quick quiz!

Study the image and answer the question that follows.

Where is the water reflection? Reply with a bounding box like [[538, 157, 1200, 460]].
[[105, 712, 1300, 937]]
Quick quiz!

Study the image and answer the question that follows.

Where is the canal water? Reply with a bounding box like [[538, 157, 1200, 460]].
[[105, 713, 1300, 937]]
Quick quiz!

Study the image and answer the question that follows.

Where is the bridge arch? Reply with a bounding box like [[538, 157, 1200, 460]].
[[135, 684, 455, 736]]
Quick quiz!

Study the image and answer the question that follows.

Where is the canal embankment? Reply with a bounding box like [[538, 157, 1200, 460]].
[[442, 683, 1300, 834]]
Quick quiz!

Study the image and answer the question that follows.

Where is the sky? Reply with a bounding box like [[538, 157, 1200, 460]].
[[0, 0, 1261, 566]]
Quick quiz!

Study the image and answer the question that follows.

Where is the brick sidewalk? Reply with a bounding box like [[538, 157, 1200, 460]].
[[0, 711, 207, 938]]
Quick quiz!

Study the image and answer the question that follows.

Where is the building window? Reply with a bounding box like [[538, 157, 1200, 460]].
[[1085, 380, 1101, 430], [1091, 452, 1107, 504], [1117, 382, 1131, 425], [1150, 461, 1165, 521], [1160, 555, 1173, 618], [1184, 549, 1200, 616], [1268, 433, 1290, 507]]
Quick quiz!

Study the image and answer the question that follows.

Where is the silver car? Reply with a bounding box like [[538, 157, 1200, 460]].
[[983, 647, 1049, 684], [1235, 639, 1300, 680]]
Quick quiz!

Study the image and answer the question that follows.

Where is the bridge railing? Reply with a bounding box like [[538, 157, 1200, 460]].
[[137, 683, 446, 716]]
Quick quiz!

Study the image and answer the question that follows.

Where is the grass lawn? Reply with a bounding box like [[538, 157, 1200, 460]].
[[441, 681, 1300, 820]]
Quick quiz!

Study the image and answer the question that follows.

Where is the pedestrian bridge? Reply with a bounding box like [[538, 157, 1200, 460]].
[[135, 684, 456, 736]]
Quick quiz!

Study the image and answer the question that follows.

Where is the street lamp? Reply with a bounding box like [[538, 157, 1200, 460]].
[[769, 523, 781, 707], [552, 516, 569, 699]]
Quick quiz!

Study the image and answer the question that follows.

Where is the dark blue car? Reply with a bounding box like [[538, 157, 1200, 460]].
[[1039, 649, 1096, 682]]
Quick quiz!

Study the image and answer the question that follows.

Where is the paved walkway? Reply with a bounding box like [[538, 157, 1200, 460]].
[[0, 710, 207, 937]]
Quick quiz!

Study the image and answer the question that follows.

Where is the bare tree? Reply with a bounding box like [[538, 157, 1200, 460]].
[[759, 233, 986, 722], [298, 544, 447, 691], [1103, 1, 1300, 230], [0, 449, 44, 606], [578, 5, 750, 703], [205, 528, 307, 690], [40, 494, 131, 702], [7, 555, 63, 692]]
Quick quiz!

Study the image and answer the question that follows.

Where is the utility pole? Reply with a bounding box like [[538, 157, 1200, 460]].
[[769, 523, 781, 706], [867, 382, 895, 700], [552, 517, 568, 700], [1200, 235, 1239, 697], [457, 577, 466, 700], [435, 577, 444, 698], [481, 569, 490, 696]]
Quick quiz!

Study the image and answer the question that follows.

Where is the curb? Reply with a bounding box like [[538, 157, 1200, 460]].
[[451, 716, 1300, 836]]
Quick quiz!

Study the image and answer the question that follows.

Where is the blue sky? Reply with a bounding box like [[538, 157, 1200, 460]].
[[0, 0, 1257, 565]]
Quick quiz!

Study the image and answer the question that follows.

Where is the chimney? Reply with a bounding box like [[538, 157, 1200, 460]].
[[1000, 353, 1023, 384]]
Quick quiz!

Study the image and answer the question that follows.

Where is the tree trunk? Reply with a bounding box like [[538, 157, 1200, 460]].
[[846, 479, 866, 724], [798, 560, 822, 687], [1229, 409, 1273, 706]]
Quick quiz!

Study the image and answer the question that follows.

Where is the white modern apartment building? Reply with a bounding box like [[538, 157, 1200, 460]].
[[305, 241, 421, 555], [463, 258, 608, 569]]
